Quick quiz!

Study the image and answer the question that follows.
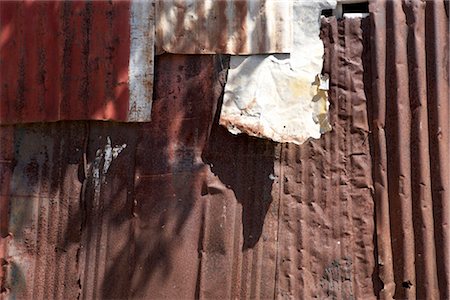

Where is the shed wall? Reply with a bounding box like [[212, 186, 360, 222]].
[[1, 1, 449, 298]]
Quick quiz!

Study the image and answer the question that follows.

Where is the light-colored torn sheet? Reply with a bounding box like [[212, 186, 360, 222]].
[[220, 0, 335, 145], [155, 0, 292, 55]]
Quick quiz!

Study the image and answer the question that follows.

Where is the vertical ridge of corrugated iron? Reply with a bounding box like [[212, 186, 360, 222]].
[[2, 122, 86, 299], [0, 1, 131, 124], [275, 17, 376, 299], [368, 0, 449, 298]]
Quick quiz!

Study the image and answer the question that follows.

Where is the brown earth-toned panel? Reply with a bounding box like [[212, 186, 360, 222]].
[[129, 53, 279, 299], [368, 0, 449, 298], [78, 121, 139, 300], [424, 1, 450, 297], [76, 54, 225, 299], [130, 54, 222, 299], [275, 18, 376, 299]]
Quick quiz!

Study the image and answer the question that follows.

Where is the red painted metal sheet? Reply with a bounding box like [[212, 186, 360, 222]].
[[0, 1, 132, 124]]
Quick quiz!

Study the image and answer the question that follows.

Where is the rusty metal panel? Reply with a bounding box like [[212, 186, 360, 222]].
[[1, 2, 449, 299], [0, 0, 154, 124], [77, 55, 225, 299], [368, 0, 449, 299], [75, 54, 280, 299], [0, 125, 14, 293], [3, 122, 86, 299], [1, 39, 376, 300], [155, 0, 293, 55], [274, 17, 376, 299], [0, 54, 282, 299]]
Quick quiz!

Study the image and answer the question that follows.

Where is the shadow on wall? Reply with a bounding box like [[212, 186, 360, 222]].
[[85, 54, 225, 299], [3, 56, 276, 298], [202, 115, 275, 250], [83, 53, 275, 298], [94, 54, 275, 298]]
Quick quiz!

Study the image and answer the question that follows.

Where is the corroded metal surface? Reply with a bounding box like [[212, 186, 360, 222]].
[[274, 17, 376, 299], [1, 3, 449, 299], [0, 125, 13, 294], [3, 122, 86, 299], [369, 0, 449, 298], [1, 22, 378, 298]]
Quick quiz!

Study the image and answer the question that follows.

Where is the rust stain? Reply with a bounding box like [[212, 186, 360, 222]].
[[369, 0, 449, 298], [0, 1, 448, 299]]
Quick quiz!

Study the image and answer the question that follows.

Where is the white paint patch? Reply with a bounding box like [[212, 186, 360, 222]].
[[92, 137, 127, 199], [220, 0, 336, 145], [128, 0, 155, 122]]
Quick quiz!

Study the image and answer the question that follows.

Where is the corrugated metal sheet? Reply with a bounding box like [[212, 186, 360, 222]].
[[0, 0, 154, 124], [1, 18, 379, 299], [1, 2, 449, 299], [155, 0, 293, 55], [3, 122, 85, 299], [274, 17, 377, 299], [155, 0, 338, 55], [78, 55, 229, 299], [368, 0, 449, 299], [0, 0, 339, 124]]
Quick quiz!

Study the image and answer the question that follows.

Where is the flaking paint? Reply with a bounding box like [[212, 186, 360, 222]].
[[128, 0, 155, 122], [220, 0, 335, 144], [155, 0, 292, 55]]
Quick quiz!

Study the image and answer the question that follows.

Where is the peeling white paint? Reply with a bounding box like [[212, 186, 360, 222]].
[[220, 0, 336, 145], [92, 137, 127, 200], [128, 0, 155, 122], [103, 137, 127, 176]]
